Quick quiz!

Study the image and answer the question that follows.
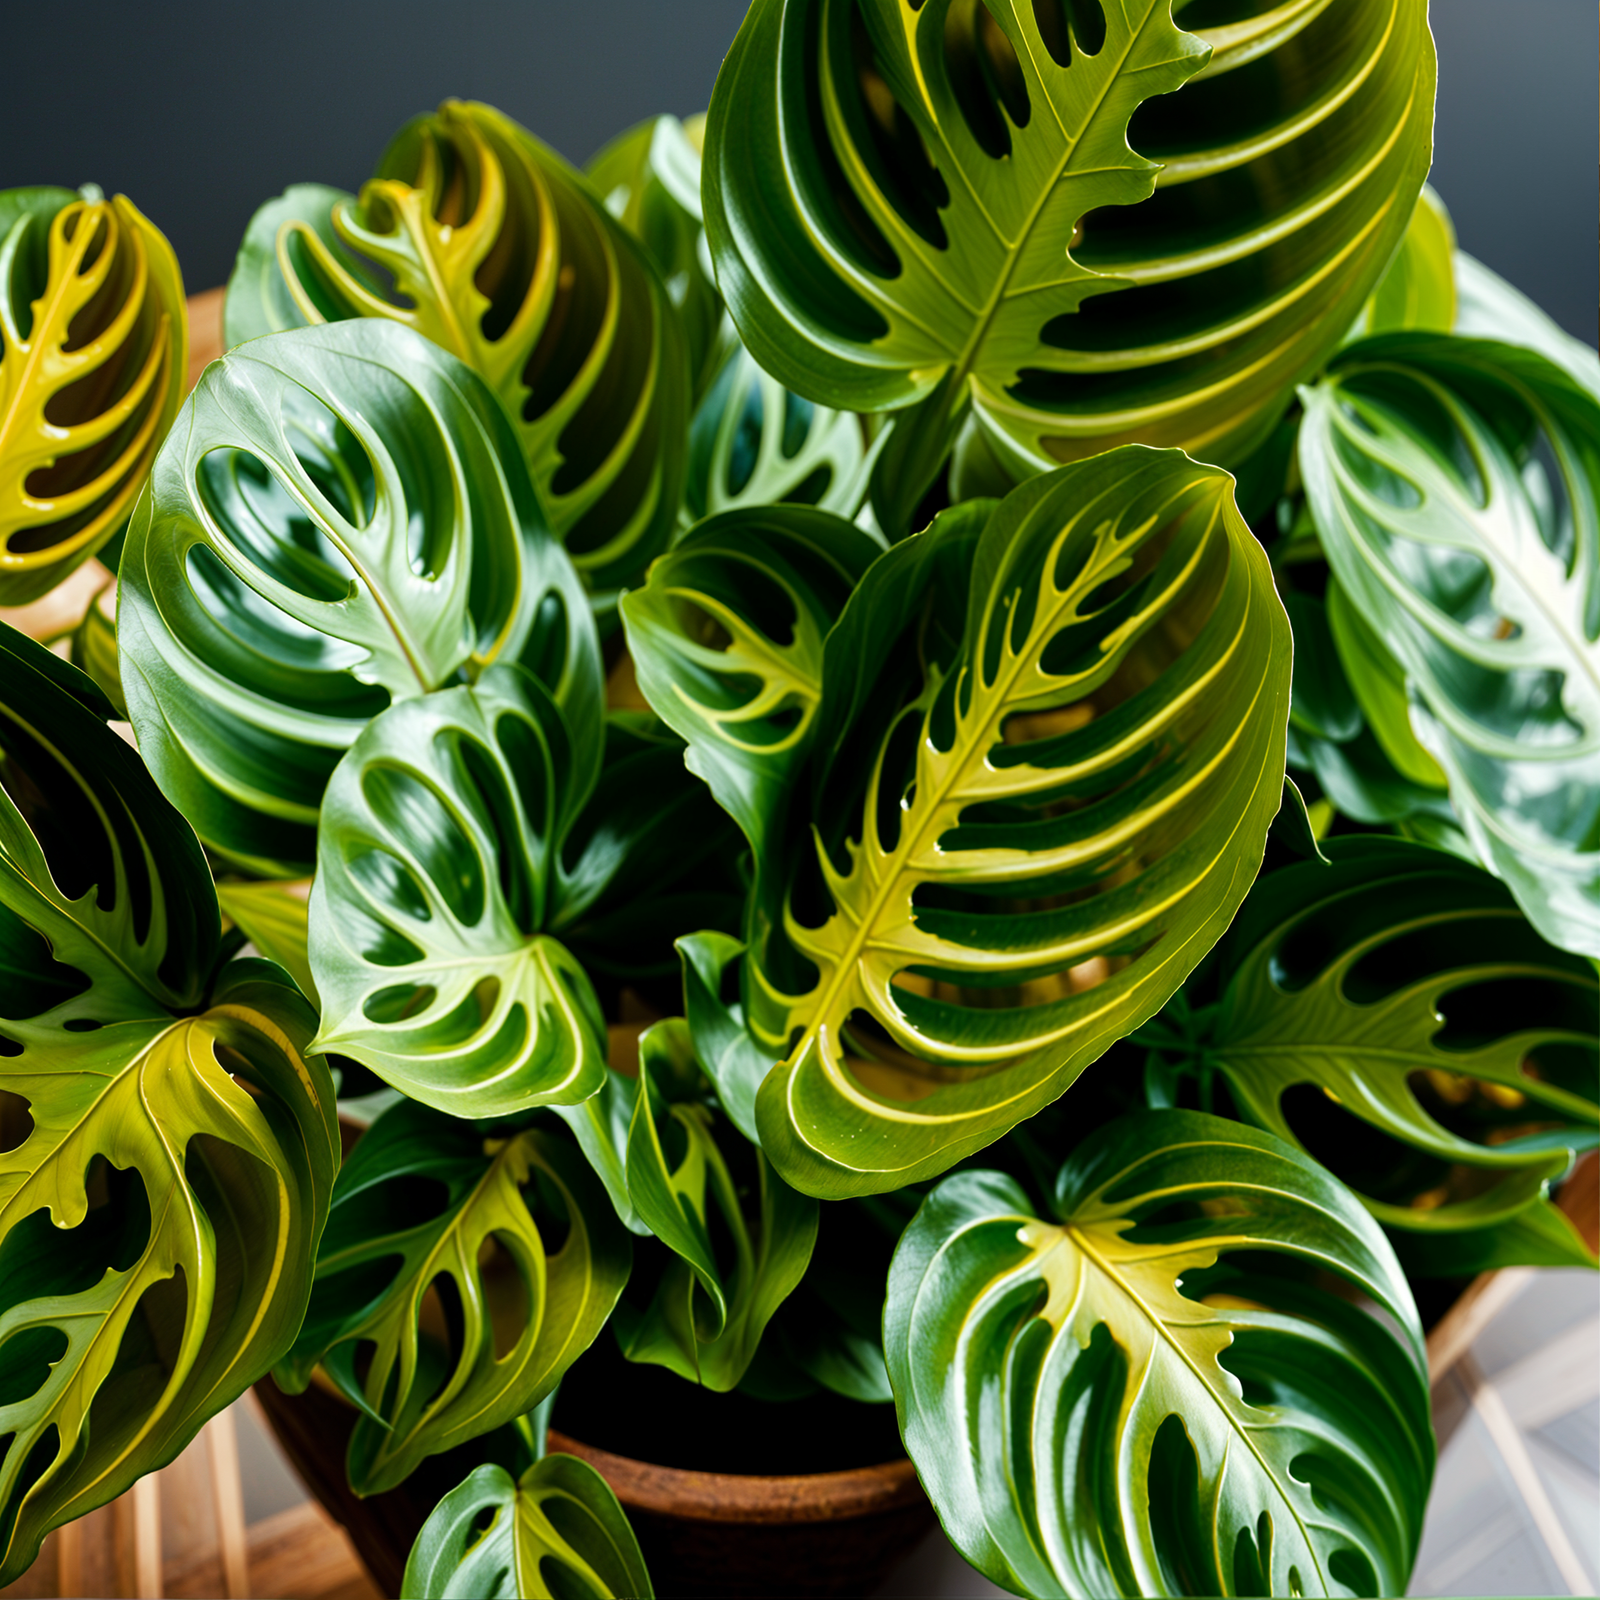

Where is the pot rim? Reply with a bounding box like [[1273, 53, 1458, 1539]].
[[545, 1429, 927, 1525]]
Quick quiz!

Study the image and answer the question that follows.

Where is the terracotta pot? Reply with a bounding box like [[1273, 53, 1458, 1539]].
[[251, 1374, 934, 1600], [544, 1429, 932, 1599]]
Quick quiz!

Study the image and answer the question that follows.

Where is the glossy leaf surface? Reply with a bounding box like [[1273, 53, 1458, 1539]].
[[0, 626, 337, 1582], [222, 184, 371, 351], [310, 663, 605, 1119], [402, 1456, 652, 1600], [280, 1099, 629, 1495], [751, 448, 1291, 1197], [1300, 334, 1600, 955], [1179, 839, 1597, 1270], [615, 1021, 817, 1390], [0, 188, 186, 605], [885, 1110, 1433, 1599], [1453, 251, 1600, 401], [223, 101, 689, 595], [621, 505, 883, 855], [685, 347, 871, 525], [118, 317, 597, 875], [678, 929, 776, 1144], [703, 0, 1434, 513]]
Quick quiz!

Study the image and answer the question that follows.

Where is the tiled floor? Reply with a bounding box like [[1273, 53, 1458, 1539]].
[[1410, 1268, 1599, 1598]]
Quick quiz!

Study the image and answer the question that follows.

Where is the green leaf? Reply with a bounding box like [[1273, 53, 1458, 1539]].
[[1189, 838, 1597, 1265], [615, 1021, 818, 1390], [0, 626, 338, 1583], [221, 183, 374, 349], [217, 879, 315, 1006], [1388, 1192, 1597, 1279], [885, 1110, 1434, 1600], [223, 101, 691, 597], [703, 0, 1435, 516], [402, 1456, 652, 1600], [551, 715, 744, 984], [588, 113, 728, 404], [1299, 333, 1600, 956], [553, 1063, 647, 1236], [621, 505, 884, 856], [279, 1098, 630, 1496], [1284, 591, 1360, 744], [66, 579, 124, 718], [1324, 576, 1447, 789], [310, 662, 605, 1119], [1286, 721, 1456, 832], [1454, 251, 1600, 401], [685, 348, 873, 525], [1, 188, 188, 605], [1347, 184, 1456, 342], [118, 316, 599, 876], [677, 930, 772, 1142], [750, 447, 1292, 1197], [1270, 776, 1330, 866], [759, 1190, 910, 1403]]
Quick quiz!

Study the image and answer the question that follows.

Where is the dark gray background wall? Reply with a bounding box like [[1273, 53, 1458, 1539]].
[[2, 1, 1594, 343]]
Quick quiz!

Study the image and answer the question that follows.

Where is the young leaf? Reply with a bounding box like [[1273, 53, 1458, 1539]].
[[752, 448, 1292, 1197], [1300, 333, 1600, 956], [118, 317, 599, 875], [616, 1021, 818, 1391], [885, 1110, 1434, 1600], [1454, 251, 1600, 401], [402, 1456, 652, 1600], [620, 505, 883, 856], [222, 183, 375, 348], [703, 0, 1435, 517], [0, 188, 187, 604], [0, 626, 338, 1585], [685, 348, 872, 525], [1195, 838, 1597, 1271], [310, 663, 606, 1119], [222, 101, 690, 597], [278, 1099, 630, 1496]]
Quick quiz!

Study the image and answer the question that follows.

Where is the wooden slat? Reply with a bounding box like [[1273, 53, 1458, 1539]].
[[132, 1477, 162, 1600], [205, 1412, 251, 1600], [242, 1503, 380, 1600], [1455, 1353, 1593, 1595]]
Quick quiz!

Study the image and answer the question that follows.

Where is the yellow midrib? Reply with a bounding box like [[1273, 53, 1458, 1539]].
[[0, 220, 87, 506], [1066, 1220, 1325, 1581], [938, 1, 1178, 409], [786, 527, 1122, 1068]]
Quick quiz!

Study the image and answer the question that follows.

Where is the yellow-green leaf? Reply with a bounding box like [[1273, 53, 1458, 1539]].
[[748, 447, 1291, 1196], [279, 1100, 629, 1495], [0, 189, 186, 605]]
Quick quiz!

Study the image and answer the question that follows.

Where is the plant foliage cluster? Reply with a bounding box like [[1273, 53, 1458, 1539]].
[[0, 4, 1594, 1597]]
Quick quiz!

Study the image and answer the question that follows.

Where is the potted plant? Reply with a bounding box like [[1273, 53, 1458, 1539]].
[[1, 3, 1595, 1597]]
